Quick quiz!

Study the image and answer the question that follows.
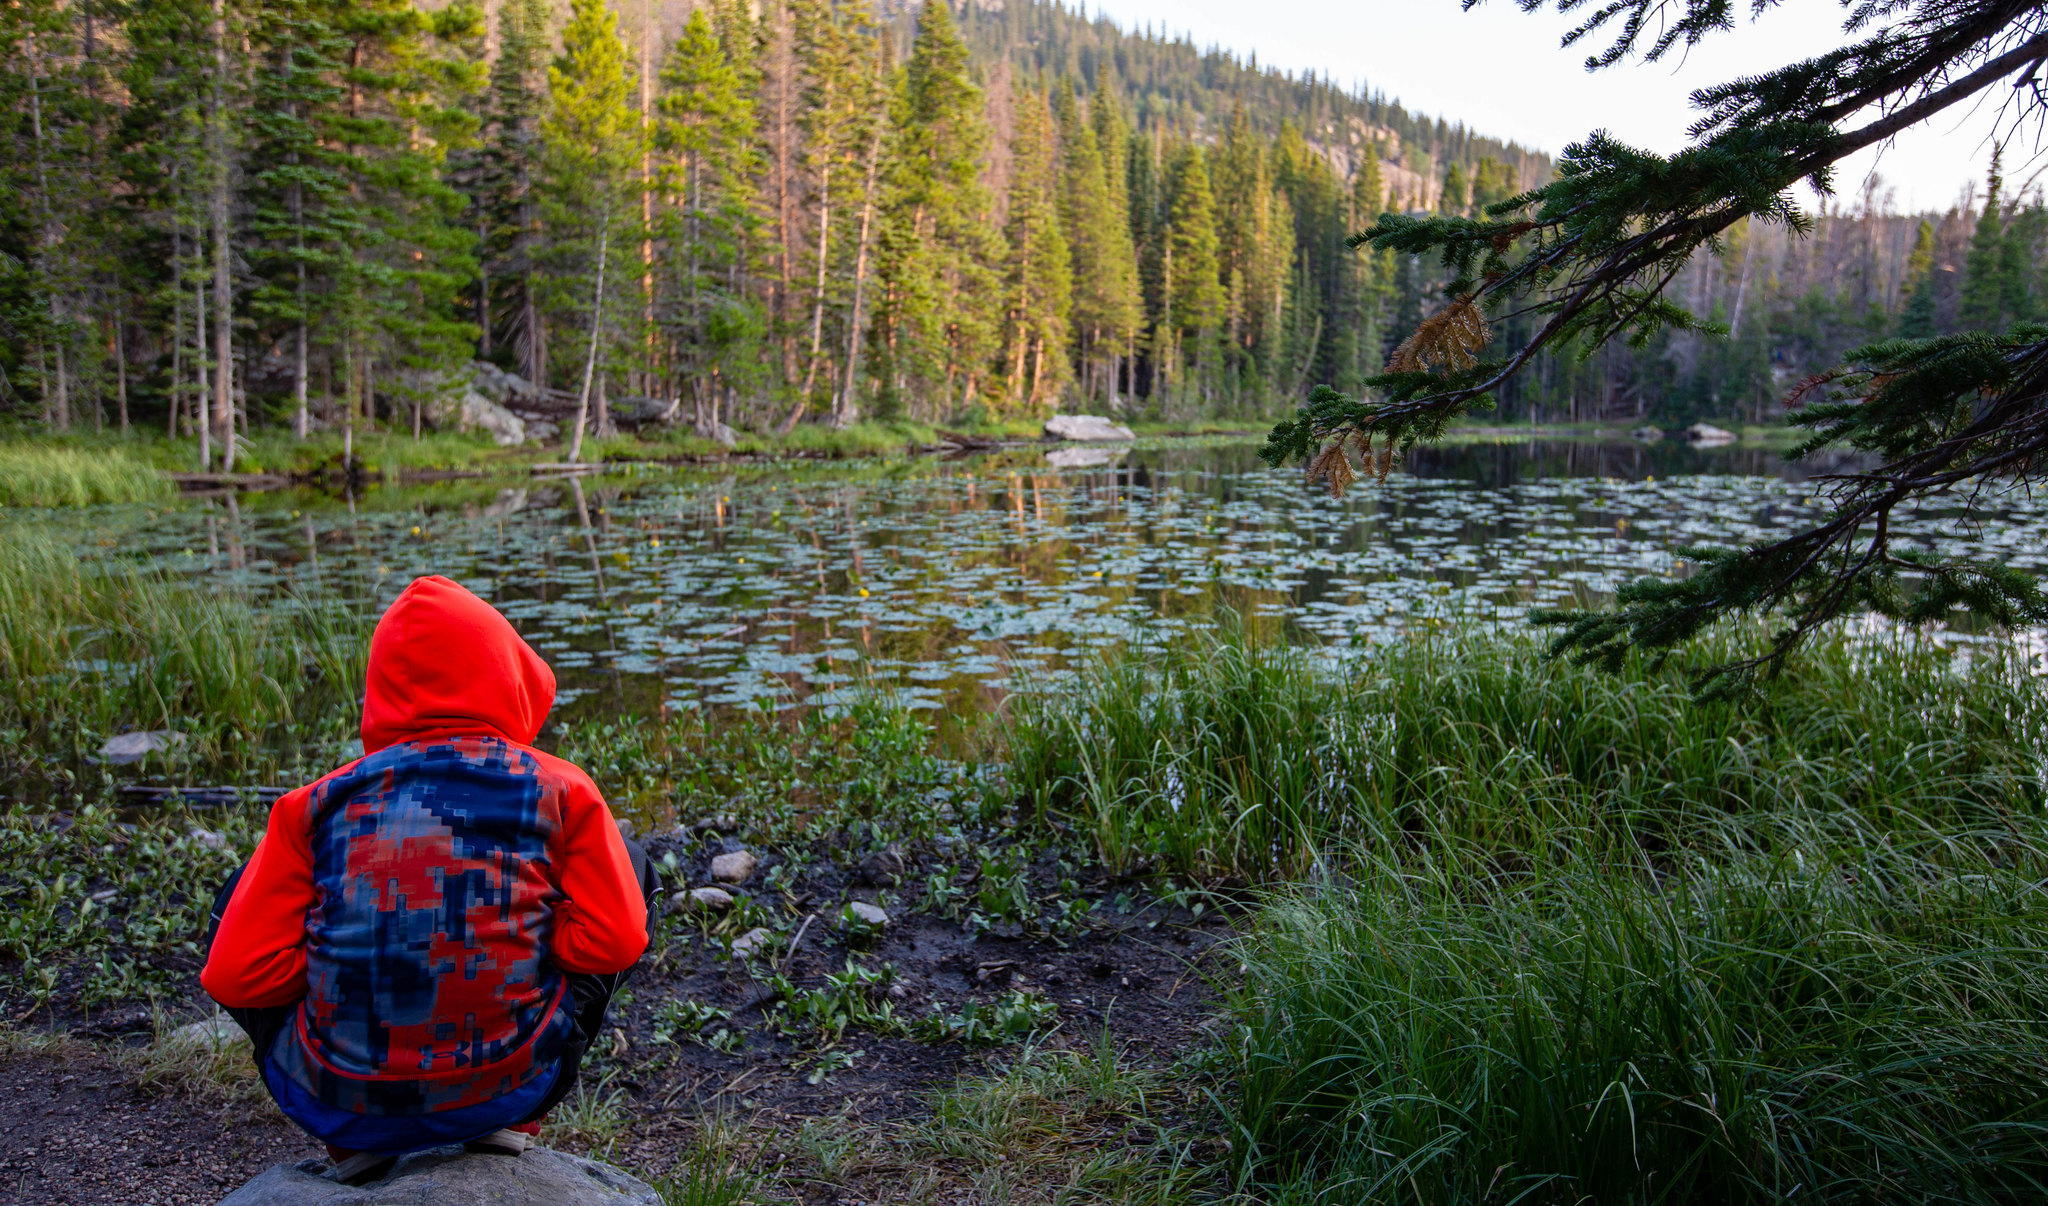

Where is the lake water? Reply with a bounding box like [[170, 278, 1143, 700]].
[[31, 436, 2048, 721]]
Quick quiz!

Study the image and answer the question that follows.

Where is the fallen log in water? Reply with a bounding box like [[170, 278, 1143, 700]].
[[165, 472, 293, 491]]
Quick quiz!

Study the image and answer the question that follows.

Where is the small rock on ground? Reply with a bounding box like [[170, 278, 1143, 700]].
[[709, 850, 757, 883], [730, 927, 773, 959], [844, 901, 889, 928], [673, 886, 733, 913], [216, 1145, 661, 1205], [856, 843, 907, 886], [165, 1011, 250, 1054]]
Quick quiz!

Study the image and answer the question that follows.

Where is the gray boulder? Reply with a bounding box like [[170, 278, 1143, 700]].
[[425, 386, 527, 447], [1044, 413, 1135, 442], [217, 1146, 661, 1206], [611, 395, 682, 426], [470, 361, 541, 408], [1684, 422, 1737, 445], [694, 417, 738, 448]]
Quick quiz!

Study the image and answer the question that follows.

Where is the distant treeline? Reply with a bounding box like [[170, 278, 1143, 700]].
[[1490, 164, 2048, 428], [14, 0, 2022, 450], [0, 0, 1553, 456]]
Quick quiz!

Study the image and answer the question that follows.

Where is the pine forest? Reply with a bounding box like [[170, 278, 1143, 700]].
[[6, 0, 2048, 457], [1, 0, 1552, 455]]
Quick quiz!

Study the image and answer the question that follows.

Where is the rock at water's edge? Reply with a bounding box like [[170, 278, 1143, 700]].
[[99, 729, 186, 764], [216, 1145, 662, 1206], [1684, 422, 1737, 444], [425, 387, 526, 447], [1044, 414, 1135, 442]]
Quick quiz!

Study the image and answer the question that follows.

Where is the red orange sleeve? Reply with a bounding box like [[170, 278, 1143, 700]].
[[199, 786, 318, 1009], [545, 762, 649, 975]]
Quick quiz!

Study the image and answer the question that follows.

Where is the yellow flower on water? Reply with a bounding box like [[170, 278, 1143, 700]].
[[1092, 571, 1103, 578], [410, 526, 422, 536]]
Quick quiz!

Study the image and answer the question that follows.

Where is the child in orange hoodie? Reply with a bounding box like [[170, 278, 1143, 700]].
[[201, 576, 657, 1180]]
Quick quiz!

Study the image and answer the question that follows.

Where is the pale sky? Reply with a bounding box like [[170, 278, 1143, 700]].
[[1086, 0, 2044, 214]]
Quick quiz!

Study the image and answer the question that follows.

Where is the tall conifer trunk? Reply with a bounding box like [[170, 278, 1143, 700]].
[[210, 0, 235, 470], [838, 124, 882, 428], [24, 29, 68, 431], [568, 216, 612, 464]]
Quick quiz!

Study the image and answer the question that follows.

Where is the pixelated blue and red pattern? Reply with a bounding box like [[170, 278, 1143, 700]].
[[271, 736, 575, 1115]]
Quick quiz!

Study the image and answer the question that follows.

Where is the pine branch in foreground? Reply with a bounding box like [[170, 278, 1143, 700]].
[[1263, 0, 2048, 690]]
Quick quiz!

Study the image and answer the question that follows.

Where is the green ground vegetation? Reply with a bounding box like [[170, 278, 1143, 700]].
[[0, 444, 175, 507], [1006, 622, 2044, 880], [0, 415, 1152, 507], [1230, 818, 2048, 1203]]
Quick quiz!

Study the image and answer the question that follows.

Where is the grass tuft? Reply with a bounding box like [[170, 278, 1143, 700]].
[[1229, 825, 2048, 1203], [0, 445, 172, 507], [130, 1009, 273, 1109], [1006, 621, 2047, 879]]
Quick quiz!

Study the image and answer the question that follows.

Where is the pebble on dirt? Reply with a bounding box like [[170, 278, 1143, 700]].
[[730, 927, 773, 959], [674, 886, 734, 914], [844, 901, 889, 929], [709, 850, 758, 884], [856, 843, 908, 886]]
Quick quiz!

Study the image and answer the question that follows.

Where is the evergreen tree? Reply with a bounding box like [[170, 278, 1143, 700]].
[[1162, 145, 1222, 407], [870, 0, 1002, 419], [1958, 149, 2006, 331], [779, 0, 881, 431], [999, 86, 1071, 411], [656, 5, 765, 435], [1441, 161, 1468, 216], [1055, 83, 1135, 407], [244, 0, 350, 438], [470, 0, 553, 386], [541, 0, 640, 458], [1998, 199, 2044, 323]]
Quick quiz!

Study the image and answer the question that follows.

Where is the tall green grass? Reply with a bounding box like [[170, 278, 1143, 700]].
[[0, 529, 368, 774], [1229, 821, 2048, 1203], [0, 445, 172, 506], [1005, 622, 2046, 878]]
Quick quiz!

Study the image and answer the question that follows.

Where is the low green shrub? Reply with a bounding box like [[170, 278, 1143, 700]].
[[1229, 824, 2048, 1203], [1006, 622, 2045, 878], [0, 445, 172, 506]]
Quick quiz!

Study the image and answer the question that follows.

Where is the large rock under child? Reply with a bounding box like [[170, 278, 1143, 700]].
[[216, 1146, 662, 1205]]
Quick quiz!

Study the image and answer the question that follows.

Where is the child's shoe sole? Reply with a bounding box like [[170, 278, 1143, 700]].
[[329, 1152, 397, 1185], [464, 1128, 533, 1156]]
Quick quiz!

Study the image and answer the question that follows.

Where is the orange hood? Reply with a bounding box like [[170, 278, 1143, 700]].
[[360, 575, 556, 753]]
